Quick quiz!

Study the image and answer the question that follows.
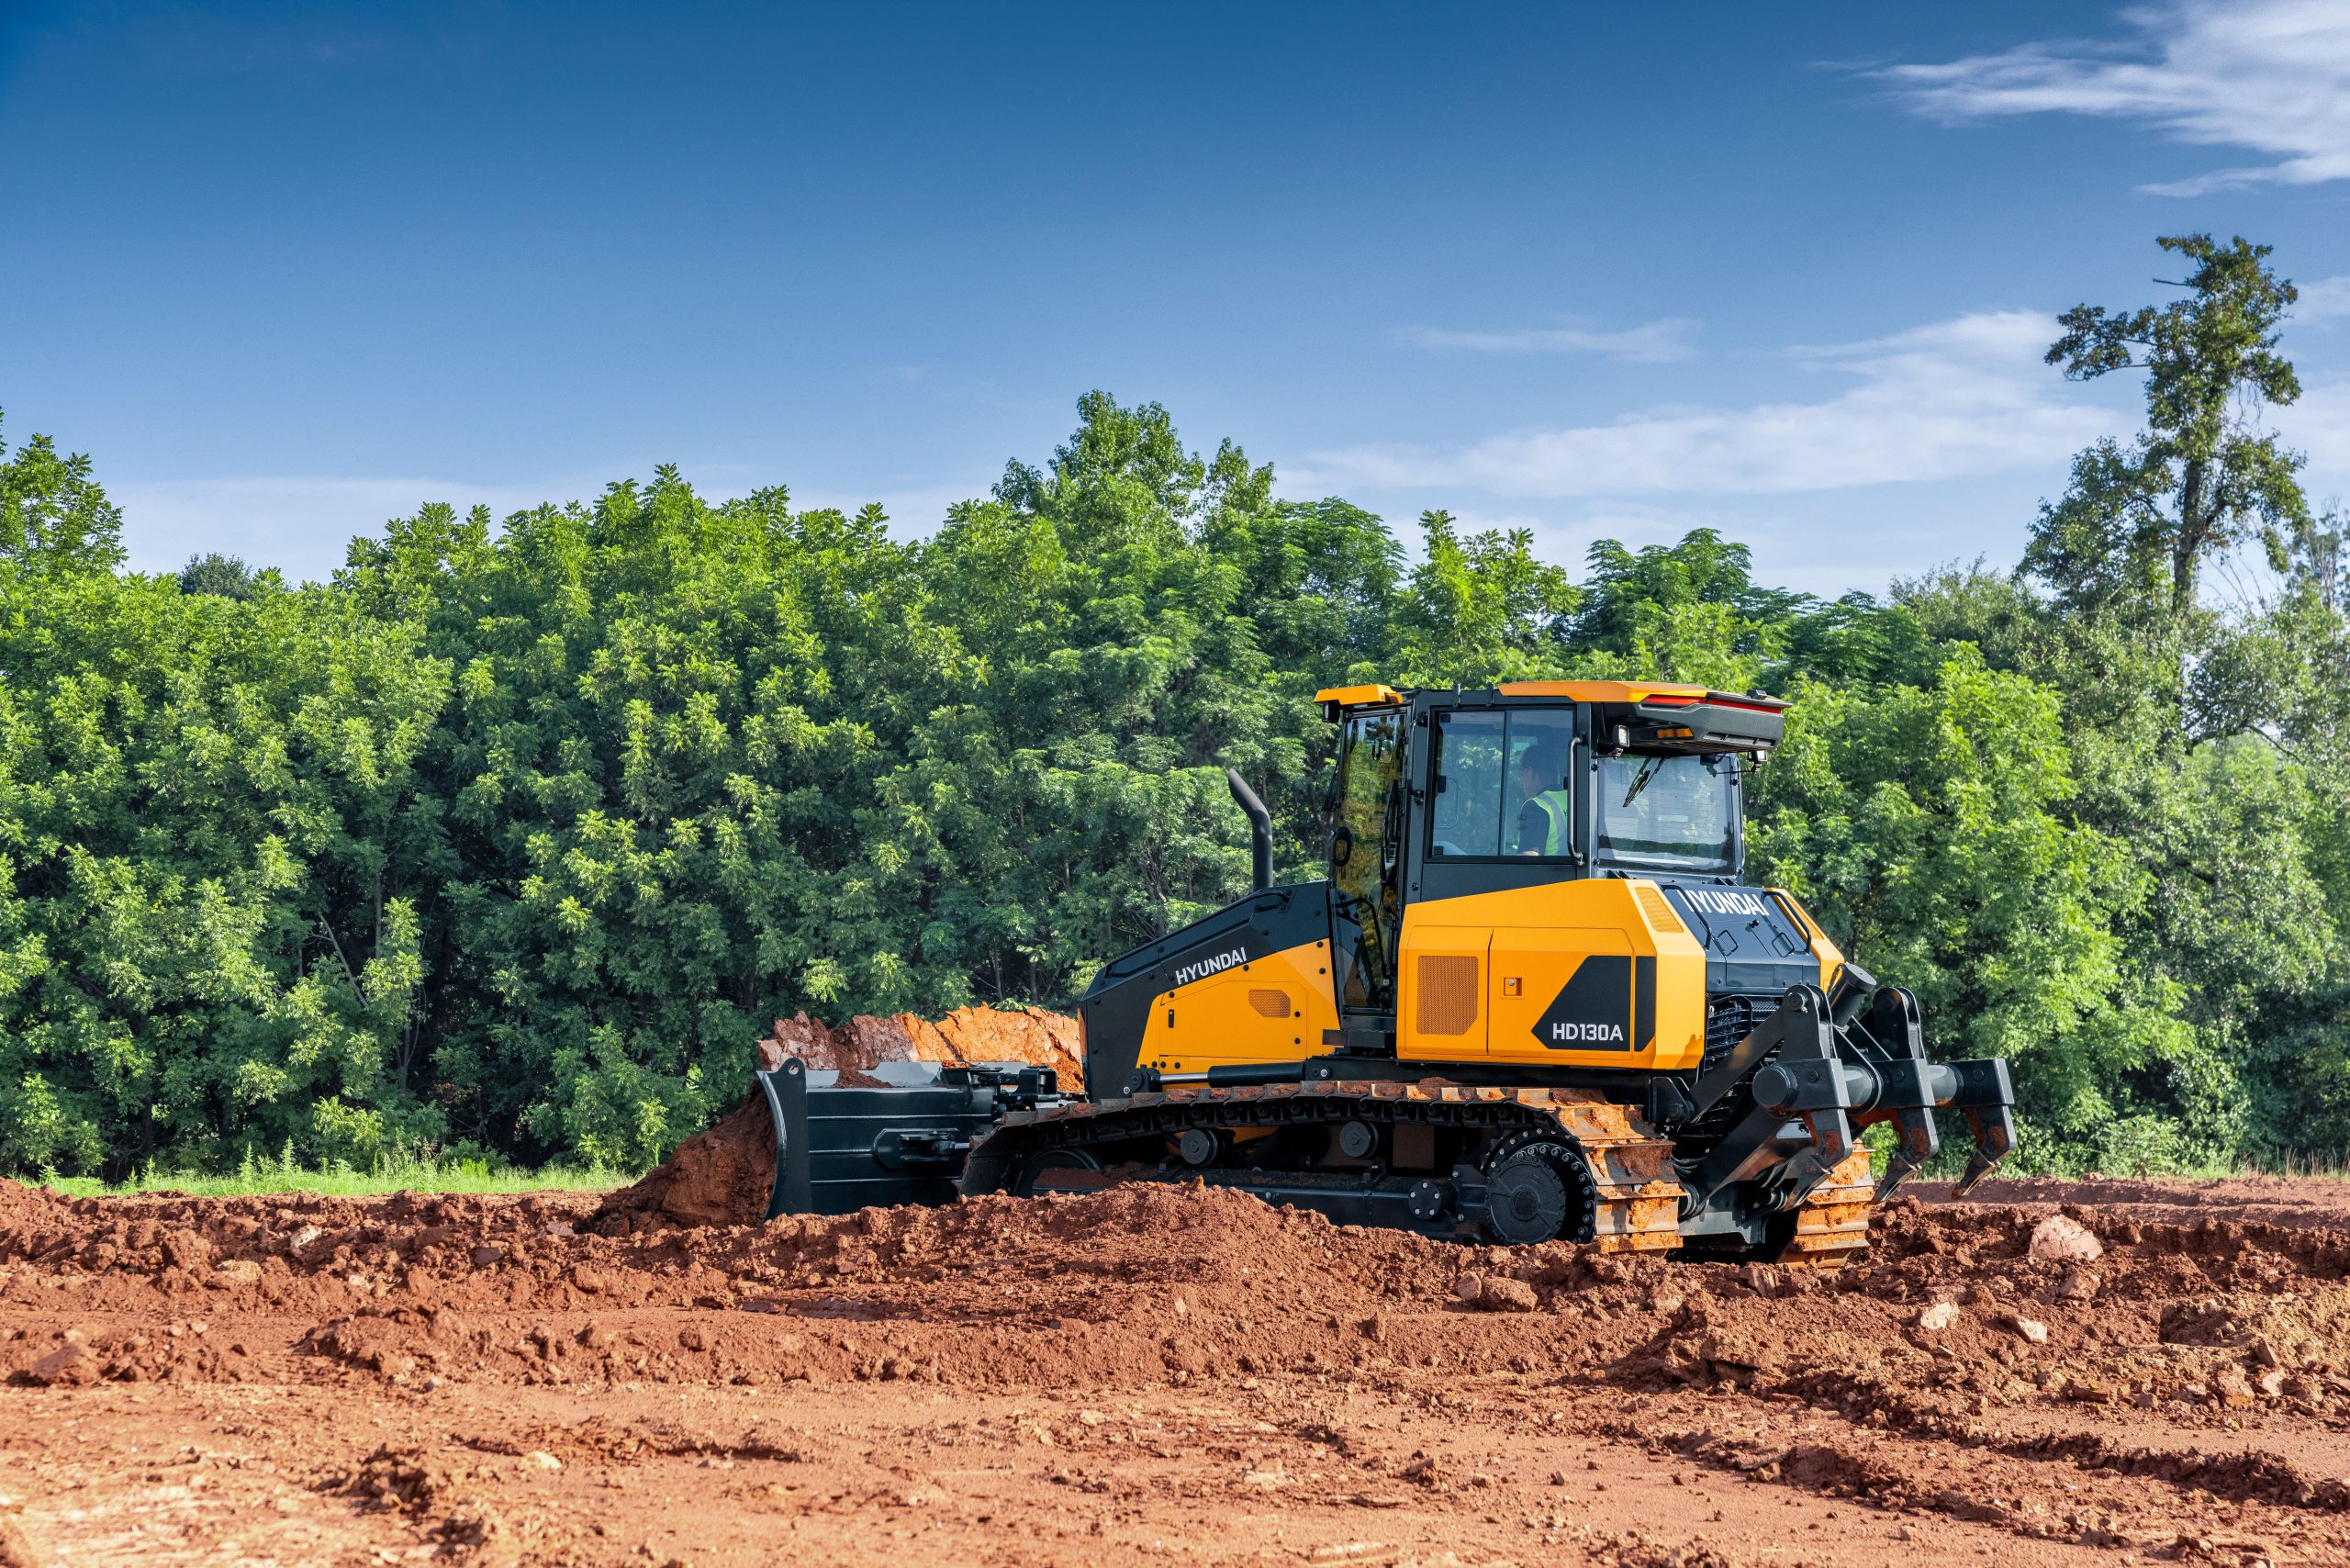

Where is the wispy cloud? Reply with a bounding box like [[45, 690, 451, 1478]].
[[1877, 0, 2350, 195], [1400, 317, 1699, 364], [1303, 311, 2122, 498], [2298, 275, 2350, 324]]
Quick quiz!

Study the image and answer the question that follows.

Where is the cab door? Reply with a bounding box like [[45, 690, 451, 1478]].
[[1328, 708, 1405, 1012]]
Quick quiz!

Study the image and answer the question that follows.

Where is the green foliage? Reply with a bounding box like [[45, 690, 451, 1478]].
[[0, 568, 449, 1175], [1570, 528, 1785, 689], [39, 1148, 627, 1198], [6, 241, 2348, 1181], [0, 412, 126, 583], [1747, 650, 2202, 1169], [178, 552, 269, 601], [1392, 510, 1579, 687]]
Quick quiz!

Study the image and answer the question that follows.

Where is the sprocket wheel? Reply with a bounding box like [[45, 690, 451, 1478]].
[[1481, 1136, 1597, 1245]]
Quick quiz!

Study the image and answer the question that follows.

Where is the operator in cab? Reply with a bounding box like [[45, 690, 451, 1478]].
[[1511, 737, 1573, 857]]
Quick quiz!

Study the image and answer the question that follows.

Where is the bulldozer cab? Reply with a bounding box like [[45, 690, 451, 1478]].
[[1320, 680, 1782, 1022]]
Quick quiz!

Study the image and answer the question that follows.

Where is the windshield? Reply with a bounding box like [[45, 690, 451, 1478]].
[[1594, 753, 1736, 872]]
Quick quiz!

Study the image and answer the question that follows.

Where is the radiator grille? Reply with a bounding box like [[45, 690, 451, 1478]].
[[1248, 989, 1292, 1018], [1703, 994, 1762, 1074], [1634, 883, 1684, 935], [1416, 955, 1480, 1036]]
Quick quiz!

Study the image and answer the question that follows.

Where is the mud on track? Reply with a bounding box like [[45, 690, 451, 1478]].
[[6, 1176, 2350, 1565]]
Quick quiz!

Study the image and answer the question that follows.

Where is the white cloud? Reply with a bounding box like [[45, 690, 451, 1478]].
[[112, 475, 560, 583], [1879, 0, 2350, 195], [112, 471, 990, 584], [1302, 311, 2123, 498], [1401, 317, 1699, 364], [2277, 376, 2350, 499], [2298, 275, 2350, 323]]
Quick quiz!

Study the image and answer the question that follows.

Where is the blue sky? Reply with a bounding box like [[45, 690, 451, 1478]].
[[4, 0, 2345, 594]]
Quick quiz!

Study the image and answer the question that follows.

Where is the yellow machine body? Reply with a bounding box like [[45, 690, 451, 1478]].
[[1136, 938, 1343, 1076], [1129, 878, 1808, 1078], [1395, 879, 1707, 1069]]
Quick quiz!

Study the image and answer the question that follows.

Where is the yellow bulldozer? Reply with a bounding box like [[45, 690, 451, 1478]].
[[755, 681, 2016, 1265]]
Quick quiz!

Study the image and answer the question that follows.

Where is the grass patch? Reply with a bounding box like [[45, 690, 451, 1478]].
[[37, 1149, 636, 1199]]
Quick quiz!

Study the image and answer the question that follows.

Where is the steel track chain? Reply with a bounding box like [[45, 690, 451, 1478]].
[[966, 1078, 1692, 1253]]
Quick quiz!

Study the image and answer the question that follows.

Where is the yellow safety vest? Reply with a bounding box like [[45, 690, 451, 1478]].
[[1525, 790, 1572, 855]]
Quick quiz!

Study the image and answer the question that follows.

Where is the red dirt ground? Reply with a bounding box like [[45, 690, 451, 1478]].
[[7, 1171, 2350, 1565]]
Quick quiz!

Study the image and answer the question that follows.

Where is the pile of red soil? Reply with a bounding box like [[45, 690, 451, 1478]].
[[593, 1004, 1084, 1233], [19, 1171, 2350, 1427], [757, 1004, 1083, 1089], [592, 1094, 778, 1231]]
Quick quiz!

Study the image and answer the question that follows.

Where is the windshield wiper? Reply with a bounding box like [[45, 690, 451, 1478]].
[[1620, 755, 1664, 808]]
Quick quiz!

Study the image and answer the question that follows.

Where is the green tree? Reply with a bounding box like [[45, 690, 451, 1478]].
[[178, 552, 268, 600], [0, 574, 445, 1174], [0, 414, 126, 583], [339, 479, 968, 1167], [916, 395, 1334, 994], [1392, 510, 1579, 687], [1748, 648, 2202, 1170], [2027, 235, 2306, 618]]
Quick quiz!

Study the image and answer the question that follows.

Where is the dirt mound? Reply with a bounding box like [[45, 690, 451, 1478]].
[[901, 1004, 1084, 1087], [755, 1004, 1082, 1088], [599, 1003, 1086, 1234], [591, 1093, 778, 1233]]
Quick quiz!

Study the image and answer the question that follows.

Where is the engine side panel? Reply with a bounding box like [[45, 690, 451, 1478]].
[[1075, 883, 1336, 1092], [1395, 879, 1707, 1070], [1133, 936, 1342, 1074], [1766, 885, 1848, 989]]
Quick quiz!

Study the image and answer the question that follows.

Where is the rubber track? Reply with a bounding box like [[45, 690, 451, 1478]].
[[964, 1079, 1690, 1253]]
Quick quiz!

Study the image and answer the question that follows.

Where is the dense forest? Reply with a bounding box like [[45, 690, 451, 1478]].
[[3, 234, 2344, 1181]]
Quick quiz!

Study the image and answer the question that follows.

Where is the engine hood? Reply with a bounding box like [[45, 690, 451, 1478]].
[[1653, 880, 1821, 997]]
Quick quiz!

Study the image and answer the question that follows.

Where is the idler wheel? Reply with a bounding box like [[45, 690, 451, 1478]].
[[1177, 1127, 1225, 1167], [1012, 1146, 1104, 1196]]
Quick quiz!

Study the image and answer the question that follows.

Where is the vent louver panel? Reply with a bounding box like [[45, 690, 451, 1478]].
[[1416, 955, 1480, 1036]]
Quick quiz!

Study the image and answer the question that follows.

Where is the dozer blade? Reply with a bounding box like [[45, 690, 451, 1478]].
[[754, 1058, 1058, 1220]]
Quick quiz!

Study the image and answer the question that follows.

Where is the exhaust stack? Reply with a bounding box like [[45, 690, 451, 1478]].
[[1225, 769, 1274, 891]]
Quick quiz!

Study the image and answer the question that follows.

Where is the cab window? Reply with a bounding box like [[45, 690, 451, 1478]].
[[1428, 709, 1577, 859], [1428, 712, 1504, 856], [1330, 710, 1405, 1006], [1503, 710, 1576, 857]]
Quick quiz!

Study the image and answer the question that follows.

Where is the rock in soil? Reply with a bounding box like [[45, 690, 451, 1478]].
[[2028, 1213, 2104, 1263]]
